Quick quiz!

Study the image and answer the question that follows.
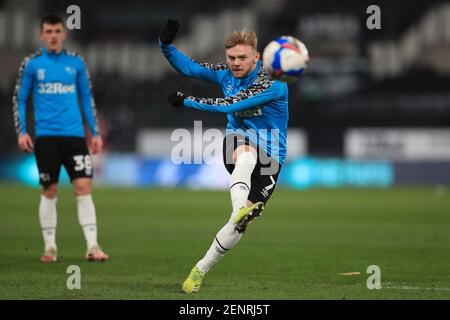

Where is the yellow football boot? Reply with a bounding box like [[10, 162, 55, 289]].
[[233, 202, 264, 233], [182, 266, 205, 293]]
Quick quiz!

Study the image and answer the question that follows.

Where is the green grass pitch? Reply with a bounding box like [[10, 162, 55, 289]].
[[0, 183, 449, 299]]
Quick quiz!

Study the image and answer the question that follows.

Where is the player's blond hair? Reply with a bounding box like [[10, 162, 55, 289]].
[[224, 30, 258, 50]]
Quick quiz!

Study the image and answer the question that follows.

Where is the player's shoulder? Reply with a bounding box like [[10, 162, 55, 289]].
[[252, 65, 277, 89], [20, 48, 44, 68], [272, 80, 288, 99], [64, 49, 87, 65], [259, 65, 288, 91], [273, 79, 288, 90], [253, 66, 288, 99]]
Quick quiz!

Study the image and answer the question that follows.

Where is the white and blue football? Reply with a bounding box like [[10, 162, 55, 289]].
[[262, 36, 309, 83]]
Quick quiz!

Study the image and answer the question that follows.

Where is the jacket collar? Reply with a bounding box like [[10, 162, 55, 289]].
[[42, 47, 66, 57]]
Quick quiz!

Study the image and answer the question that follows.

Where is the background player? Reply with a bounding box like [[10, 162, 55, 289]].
[[12, 14, 109, 262], [159, 19, 289, 293]]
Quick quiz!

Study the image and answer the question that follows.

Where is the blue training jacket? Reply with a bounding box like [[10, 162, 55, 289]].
[[13, 47, 99, 138], [160, 42, 289, 165]]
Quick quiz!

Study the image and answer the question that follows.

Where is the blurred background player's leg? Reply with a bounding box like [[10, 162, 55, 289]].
[[39, 184, 58, 262], [73, 177, 109, 262], [35, 138, 61, 263]]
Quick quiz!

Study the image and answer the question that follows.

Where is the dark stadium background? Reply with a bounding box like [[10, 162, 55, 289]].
[[1, 0, 449, 188]]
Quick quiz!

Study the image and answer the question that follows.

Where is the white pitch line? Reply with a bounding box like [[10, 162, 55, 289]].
[[384, 285, 450, 292]]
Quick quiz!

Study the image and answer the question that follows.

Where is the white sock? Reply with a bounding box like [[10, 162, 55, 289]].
[[76, 194, 98, 249], [196, 221, 243, 274], [39, 195, 57, 251], [229, 151, 257, 213]]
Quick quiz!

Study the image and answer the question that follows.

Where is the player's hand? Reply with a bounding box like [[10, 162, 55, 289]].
[[91, 136, 103, 155], [160, 19, 180, 45], [168, 91, 185, 107], [18, 133, 34, 153]]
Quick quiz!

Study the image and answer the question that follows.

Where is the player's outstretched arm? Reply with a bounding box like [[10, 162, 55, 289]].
[[159, 19, 224, 84], [167, 81, 284, 114]]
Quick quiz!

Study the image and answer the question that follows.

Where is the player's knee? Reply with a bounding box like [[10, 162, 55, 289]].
[[42, 184, 58, 198], [233, 145, 257, 164], [73, 179, 92, 196], [74, 185, 91, 196]]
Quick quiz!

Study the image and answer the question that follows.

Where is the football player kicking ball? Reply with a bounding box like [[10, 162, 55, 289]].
[[13, 14, 109, 262], [159, 19, 289, 293]]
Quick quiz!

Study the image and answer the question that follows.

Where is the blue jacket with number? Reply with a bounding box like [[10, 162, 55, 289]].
[[160, 42, 289, 165], [13, 47, 99, 138]]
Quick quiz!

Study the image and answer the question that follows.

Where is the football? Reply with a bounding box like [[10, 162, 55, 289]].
[[262, 36, 309, 83]]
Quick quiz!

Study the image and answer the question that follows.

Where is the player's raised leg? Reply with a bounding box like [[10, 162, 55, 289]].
[[182, 144, 261, 293], [39, 183, 58, 262], [73, 177, 109, 261]]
